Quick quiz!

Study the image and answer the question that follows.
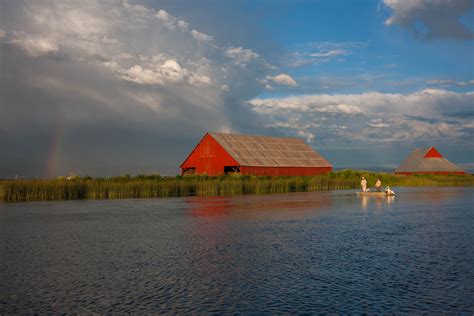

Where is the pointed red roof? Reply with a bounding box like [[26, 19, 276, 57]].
[[424, 147, 443, 158], [395, 147, 465, 174]]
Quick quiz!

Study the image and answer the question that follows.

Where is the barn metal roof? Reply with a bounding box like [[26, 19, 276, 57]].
[[395, 147, 464, 173], [209, 132, 332, 168]]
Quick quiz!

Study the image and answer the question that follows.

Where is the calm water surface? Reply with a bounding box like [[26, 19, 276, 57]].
[[1, 187, 473, 313]]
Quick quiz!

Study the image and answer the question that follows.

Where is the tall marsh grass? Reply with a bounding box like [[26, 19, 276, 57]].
[[0, 170, 472, 202]]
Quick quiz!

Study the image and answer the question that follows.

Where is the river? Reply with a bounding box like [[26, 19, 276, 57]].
[[1, 187, 473, 313]]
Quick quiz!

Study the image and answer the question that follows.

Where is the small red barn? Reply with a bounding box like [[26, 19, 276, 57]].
[[180, 132, 332, 176], [395, 147, 465, 175]]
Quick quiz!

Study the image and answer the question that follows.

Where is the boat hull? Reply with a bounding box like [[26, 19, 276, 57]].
[[357, 192, 395, 196]]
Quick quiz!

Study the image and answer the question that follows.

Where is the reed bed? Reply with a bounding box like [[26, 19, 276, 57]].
[[0, 170, 472, 202]]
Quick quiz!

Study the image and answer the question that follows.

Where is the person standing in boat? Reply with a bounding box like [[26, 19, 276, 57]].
[[361, 176, 367, 192], [375, 178, 382, 192]]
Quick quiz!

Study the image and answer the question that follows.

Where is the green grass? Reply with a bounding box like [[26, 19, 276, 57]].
[[0, 170, 472, 202]]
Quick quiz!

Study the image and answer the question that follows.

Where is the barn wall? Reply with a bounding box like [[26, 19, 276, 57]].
[[240, 166, 332, 176], [180, 134, 239, 176]]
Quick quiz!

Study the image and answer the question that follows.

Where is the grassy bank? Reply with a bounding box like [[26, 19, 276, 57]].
[[0, 170, 472, 202]]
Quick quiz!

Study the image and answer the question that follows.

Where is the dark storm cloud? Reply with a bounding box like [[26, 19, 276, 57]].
[[383, 0, 474, 40], [0, 0, 277, 177]]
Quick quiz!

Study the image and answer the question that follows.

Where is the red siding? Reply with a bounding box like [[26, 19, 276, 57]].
[[396, 171, 465, 175], [424, 147, 443, 158], [180, 133, 239, 176], [240, 166, 332, 176]]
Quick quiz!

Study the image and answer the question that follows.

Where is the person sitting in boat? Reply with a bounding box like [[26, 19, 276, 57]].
[[361, 176, 367, 192], [375, 178, 382, 192], [385, 186, 394, 195]]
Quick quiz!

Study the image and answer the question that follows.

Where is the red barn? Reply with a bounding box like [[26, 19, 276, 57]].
[[180, 132, 332, 176], [395, 147, 465, 175]]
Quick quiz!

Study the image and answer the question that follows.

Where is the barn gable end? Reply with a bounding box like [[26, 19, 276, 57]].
[[180, 133, 239, 176], [424, 147, 443, 158]]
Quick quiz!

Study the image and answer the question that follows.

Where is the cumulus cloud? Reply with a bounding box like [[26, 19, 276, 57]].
[[224, 46, 260, 66], [5, 0, 211, 60], [250, 89, 473, 116], [191, 29, 213, 42], [10, 35, 59, 57], [107, 58, 212, 87], [124, 60, 184, 85], [177, 20, 189, 31], [154, 9, 189, 31], [265, 73, 297, 86], [156, 9, 170, 21], [383, 0, 474, 40], [2, 1, 252, 91], [298, 130, 315, 143], [248, 89, 474, 150], [249, 97, 361, 114]]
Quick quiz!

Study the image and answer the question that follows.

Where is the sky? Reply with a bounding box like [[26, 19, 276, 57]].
[[0, 0, 473, 178]]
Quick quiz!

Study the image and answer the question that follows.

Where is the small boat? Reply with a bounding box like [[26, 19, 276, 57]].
[[357, 191, 395, 196]]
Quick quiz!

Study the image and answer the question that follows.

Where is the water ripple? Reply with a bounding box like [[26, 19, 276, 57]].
[[1, 187, 473, 313]]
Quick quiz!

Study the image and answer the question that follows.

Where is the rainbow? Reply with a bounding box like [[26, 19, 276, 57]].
[[43, 121, 65, 179]]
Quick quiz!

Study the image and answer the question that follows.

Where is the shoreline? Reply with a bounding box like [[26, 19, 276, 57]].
[[1, 171, 472, 203]]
